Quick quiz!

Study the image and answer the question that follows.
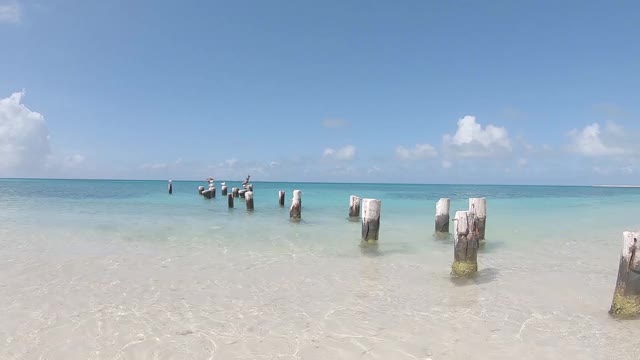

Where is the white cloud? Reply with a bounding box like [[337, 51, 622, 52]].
[[395, 143, 437, 160], [517, 158, 528, 167], [367, 166, 382, 174], [323, 145, 356, 161], [443, 115, 511, 157], [63, 154, 85, 167], [567, 122, 628, 156], [225, 158, 237, 167], [441, 160, 452, 169], [322, 119, 348, 129], [0, 1, 20, 24], [0, 91, 51, 174], [141, 159, 182, 170]]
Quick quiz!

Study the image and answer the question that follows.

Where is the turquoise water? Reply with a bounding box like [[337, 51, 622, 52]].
[[2, 179, 640, 359]]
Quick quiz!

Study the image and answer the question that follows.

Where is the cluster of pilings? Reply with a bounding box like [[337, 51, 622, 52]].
[[182, 180, 640, 319]]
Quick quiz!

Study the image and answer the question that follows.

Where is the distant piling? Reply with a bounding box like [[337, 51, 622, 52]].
[[221, 183, 228, 196], [228, 193, 234, 208], [245, 191, 254, 211], [168, 180, 173, 195], [435, 198, 450, 234], [361, 199, 381, 242], [232, 187, 239, 198], [451, 211, 479, 277], [469, 198, 487, 241], [198, 186, 205, 195], [610, 231, 640, 318], [290, 190, 302, 219], [349, 195, 361, 218], [278, 191, 285, 207]]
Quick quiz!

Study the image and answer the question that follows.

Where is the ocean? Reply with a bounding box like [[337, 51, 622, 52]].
[[1, 179, 640, 359]]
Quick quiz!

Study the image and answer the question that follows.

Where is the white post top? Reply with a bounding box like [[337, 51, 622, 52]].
[[454, 211, 472, 234], [362, 198, 381, 219], [436, 198, 450, 215], [622, 231, 640, 264], [245, 191, 254, 200], [292, 190, 302, 200], [469, 198, 487, 218]]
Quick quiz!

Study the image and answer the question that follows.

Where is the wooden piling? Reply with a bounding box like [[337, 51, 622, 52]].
[[349, 195, 361, 218], [435, 198, 450, 233], [609, 231, 640, 318], [221, 184, 228, 196], [232, 187, 239, 198], [239, 189, 247, 198], [451, 211, 479, 277], [289, 190, 302, 219], [202, 189, 214, 199], [245, 191, 254, 211], [168, 180, 173, 195], [198, 186, 205, 195], [227, 193, 234, 208], [278, 191, 285, 207], [248, 184, 253, 192], [361, 199, 381, 242], [469, 197, 487, 241]]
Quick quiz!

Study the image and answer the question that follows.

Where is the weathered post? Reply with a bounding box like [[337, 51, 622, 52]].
[[248, 184, 253, 192], [227, 193, 234, 208], [361, 199, 381, 242], [278, 191, 285, 207], [290, 190, 302, 219], [245, 191, 254, 211], [221, 183, 228, 196], [469, 198, 487, 241], [451, 211, 479, 277], [609, 231, 640, 318], [198, 186, 205, 195], [435, 198, 450, 234], [202, 189, 214, 199], [232, 187, 239, 198], [168, 180, 173, 194], [238, 189, 247, 198], [349, 195, 361, 218]]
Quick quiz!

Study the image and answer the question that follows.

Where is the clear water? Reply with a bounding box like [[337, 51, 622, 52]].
[[1, 179, 640, 359]]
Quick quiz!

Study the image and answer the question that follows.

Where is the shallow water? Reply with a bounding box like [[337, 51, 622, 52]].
[[1, 179, 640, 359]]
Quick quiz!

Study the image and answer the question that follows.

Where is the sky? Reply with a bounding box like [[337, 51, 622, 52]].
[[1, 0, 639, 184]]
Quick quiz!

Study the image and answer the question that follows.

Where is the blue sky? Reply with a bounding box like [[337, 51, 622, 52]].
[[1, 0, 639, 184]]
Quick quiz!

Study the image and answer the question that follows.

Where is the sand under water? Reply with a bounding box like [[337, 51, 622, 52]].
[[1, 179, 640, 359]]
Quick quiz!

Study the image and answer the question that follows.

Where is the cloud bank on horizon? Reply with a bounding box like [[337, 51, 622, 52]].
[[0, 90, 637, 184]]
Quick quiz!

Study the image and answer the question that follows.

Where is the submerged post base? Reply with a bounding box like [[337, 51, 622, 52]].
[[610, 291, 640, 318], [451, 261, 478, 277]]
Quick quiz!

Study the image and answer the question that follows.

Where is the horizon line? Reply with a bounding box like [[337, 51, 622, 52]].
[[0, 176, 625, 187]]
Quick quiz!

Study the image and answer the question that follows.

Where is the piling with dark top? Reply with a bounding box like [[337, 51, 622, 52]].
[[245, 191, 254, 211], [451, 211, 479, 277], [349, 195, 361, 218], [361, 199, 381, 242], [610, 231, 640, 318], [232, 187, 239, 198], [435, 198, 450, 234], [469, 198, 487, 241], [228, 193, 234, 208], [290, 190, 302, 219], [168, 180, 173, 195], [278, 191, 285, 207]]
